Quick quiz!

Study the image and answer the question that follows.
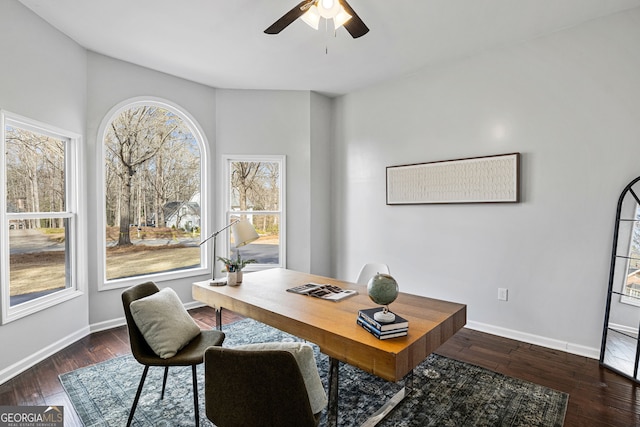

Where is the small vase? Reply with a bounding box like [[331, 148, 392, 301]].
[[236, 270, 243, 283], [226, 272, 238, 286]]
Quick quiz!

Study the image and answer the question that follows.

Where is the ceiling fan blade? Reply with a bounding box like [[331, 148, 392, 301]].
[[264, 0, 315, 34], [340, 0, 369, 38]]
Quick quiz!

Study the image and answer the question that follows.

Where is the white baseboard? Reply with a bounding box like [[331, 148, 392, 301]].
[[90, 316, 126, 333], [0, 302, 207, 385], [0, 326, 91, 385], [466, 320, 600, 359], [90, 301, 205, 334], [608, 322, 637, 336], [184, 301, 206, 310]]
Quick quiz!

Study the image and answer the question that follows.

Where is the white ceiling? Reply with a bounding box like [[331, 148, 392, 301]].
[[18, 0, 640, 96]]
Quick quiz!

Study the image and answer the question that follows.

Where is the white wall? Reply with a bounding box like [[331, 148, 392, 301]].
[[332, 7, 640, 357], [215, 89, 331, 275], [0, 0, 88, 381], [310, 93, 333, 275], [86, 52, 218, 326]]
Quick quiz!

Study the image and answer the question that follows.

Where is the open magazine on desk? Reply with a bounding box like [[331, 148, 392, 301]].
[[286, 282, 358, 301]]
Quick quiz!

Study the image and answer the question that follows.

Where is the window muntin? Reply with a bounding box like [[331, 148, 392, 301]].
[[1, 112, 81, 323], [101, 100, 206, 284], [225, 156, 285, 268]]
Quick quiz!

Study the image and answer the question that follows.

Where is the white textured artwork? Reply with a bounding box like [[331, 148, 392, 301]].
[[386, 153, 520, 204]]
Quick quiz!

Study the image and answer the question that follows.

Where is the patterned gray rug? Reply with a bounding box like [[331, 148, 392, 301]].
[[60, 318, 568, 426]]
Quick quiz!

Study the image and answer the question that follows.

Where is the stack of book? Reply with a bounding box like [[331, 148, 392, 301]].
[[357, 307, 409, 339]]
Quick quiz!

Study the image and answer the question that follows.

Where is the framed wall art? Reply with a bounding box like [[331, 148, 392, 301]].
[[386, 153, 520, 205]]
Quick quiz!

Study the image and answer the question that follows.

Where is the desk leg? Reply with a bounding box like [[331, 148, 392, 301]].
[[215, 307, 223, 331], [327, 357, 340, 427], [360, 370, 414, 427]]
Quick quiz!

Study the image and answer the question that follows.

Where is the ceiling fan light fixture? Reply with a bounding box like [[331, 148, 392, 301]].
[[301, 5, 321, 30], [317, 0, 341, 19], [264, 0, 368, 38], [333, 8, 352, 29]]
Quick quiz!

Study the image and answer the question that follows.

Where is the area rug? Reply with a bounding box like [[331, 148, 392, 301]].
[[60, 319, 568, 426]]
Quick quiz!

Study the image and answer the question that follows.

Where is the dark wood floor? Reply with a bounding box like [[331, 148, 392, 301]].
[[0, 306, 638, 426]]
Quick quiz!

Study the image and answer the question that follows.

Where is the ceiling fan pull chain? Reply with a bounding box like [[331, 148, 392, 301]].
[[325, 19, 330, 55]]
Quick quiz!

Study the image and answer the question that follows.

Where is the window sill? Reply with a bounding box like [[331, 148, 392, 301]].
[[2, 288, 84, 324], [99, 266, 210, 291]]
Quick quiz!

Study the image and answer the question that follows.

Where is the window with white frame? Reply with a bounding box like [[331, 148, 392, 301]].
[[1, 111, 82, 324], [223, 155, 285, 269], [100, 99, 207, 286]]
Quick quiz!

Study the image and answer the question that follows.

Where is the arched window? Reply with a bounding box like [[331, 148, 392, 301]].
[[99, 98, 208, 286]]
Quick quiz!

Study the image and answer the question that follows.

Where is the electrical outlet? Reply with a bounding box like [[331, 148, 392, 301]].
[[498, 288, 508, 301]]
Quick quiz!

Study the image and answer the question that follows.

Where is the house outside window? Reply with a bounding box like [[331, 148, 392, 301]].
[[223, 155, 285, 269], [99, 98, 208, 287], [1, 111, 83, 323]]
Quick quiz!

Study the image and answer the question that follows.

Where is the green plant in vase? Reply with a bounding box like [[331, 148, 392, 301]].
[[217, 252, 256, 284]]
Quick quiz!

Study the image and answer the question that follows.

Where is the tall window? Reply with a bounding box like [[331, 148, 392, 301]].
[[1, 111, 82, 323], [101, 100, 206, 285], [223, 155, 285, 268]]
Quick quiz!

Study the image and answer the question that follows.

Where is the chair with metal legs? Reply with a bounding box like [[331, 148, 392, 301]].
[[122, 281, 225, 427]]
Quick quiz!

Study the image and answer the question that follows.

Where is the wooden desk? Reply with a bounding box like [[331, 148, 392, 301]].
[[193, 268, 466, 425]]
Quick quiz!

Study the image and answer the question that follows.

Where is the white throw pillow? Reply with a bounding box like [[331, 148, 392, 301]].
[[129, 287, 201, 359], [232, 342, 328, 414]]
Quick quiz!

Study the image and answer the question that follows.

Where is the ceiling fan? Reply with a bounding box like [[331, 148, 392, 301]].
[[264, 0, 369, 39]]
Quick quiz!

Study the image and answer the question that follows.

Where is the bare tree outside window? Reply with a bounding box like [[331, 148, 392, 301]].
[[6, 127, 66, 216], [103, 104, 203, 280], [3, 119, 76, 315], [228, 159, 283, 266]]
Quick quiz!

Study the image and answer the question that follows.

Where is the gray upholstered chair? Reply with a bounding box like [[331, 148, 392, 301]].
[[122, 281, 225, 427], [204, 343, 326, 427]]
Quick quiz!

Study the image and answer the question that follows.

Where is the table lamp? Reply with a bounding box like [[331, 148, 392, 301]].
[[231, 219, 260, 249], [200, 219, 258, 283]]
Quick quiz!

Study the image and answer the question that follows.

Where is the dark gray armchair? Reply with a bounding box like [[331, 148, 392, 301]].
[[204, 344, 326, 427], [122, 281, 225, 427]]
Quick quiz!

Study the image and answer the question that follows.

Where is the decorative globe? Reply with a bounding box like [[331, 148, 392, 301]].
[[367, 273, 399, 306]]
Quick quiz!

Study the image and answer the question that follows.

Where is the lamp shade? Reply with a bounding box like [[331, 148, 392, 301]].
[[231, 219, 259, 248], [301, 5, 321, 29], [333, 8, 352, 29], [302, 1, 351, 31]]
